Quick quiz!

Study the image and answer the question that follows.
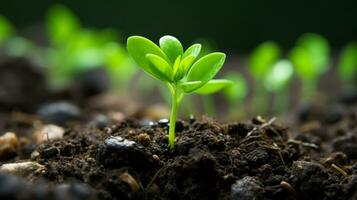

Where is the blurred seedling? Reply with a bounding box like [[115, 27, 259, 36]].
[[289, 33, 330, 102], [46, 4, 136, 91], [127, 35, 231, 149], [338, 42, 357, 92], [222, 72, 248, 119], [249, 41, 281, 114], [264, 59, 294, 114]]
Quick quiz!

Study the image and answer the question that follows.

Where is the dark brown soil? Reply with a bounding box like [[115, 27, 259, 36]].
[[1, 102, 357, 200]]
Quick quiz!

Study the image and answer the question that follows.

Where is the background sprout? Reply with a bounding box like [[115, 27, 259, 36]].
[[289, 33, 330, 102], [248, 41, 281, 114], [127, 35, 231, 149], [264, 59, 294, 113], [46, 4, 80, 47], [222, 72, 248, 118], [338, 42, 357, 91], [0, 15, 15, 44]]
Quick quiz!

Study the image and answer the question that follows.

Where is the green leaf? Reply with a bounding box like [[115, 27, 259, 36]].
[[179, 81, 202, 93], [264, 59, 294, 92], [194, 79, 233, 95], [46, 4, 80, 45], [0, 15, 14, 43], [173, 56, 186, 81], [297, 33, 330, 74], [146, 54, 173, 81], [338, 42, 357, 82], [249, 41, 281, 79], [289, 46, 315, 80], [223, 73, 247, 102], [186, 52, 226, 91], [159, 35, 183, 64], [183, 44, 201, 59], [180, 55, 196, 74], [127, 36, 170, 79]]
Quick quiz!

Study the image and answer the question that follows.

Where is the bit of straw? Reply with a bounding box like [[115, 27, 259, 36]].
[[331, 163, 348, 176]]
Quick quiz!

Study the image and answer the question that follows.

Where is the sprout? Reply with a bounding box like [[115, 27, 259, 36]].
[[222, 72, 248, 118], [0, 15, 15, 44], [289, 33, 330, 102], [338, 42, 357, 91], [127, 35, 231, 149], [249, 41, 281, 114], [46, 4, 80, 46], [264, 59, 294, 113]]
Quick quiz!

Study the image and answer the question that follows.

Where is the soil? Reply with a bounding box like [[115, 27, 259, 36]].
[[1, 56, 357, 200], [0, 101, 357, 200]]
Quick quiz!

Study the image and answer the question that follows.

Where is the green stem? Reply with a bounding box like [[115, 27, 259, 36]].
[[301, 79, 317, 103], [202, 95, 215, 116], [168, 86, 183, 150]]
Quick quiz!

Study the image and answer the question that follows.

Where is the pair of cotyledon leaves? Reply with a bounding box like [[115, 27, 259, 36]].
[[127, 35, 232, 94]]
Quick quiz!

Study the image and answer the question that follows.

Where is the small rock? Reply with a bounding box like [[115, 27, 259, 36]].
[[332, 135, 357, 159], [0, 161, 45, 177], [37, 101, 81, 124], [98, 136, 151, 168], [137, 133, 151, 146], [140, 119, 157, 127], [0, 132, 18, 161], [35, 124, 64, 143], [152, 154, 160, 162], [54, 183, 95, 200], [89, 114, 108, 129], [158, 118, 169, 127], [42, 146, 59, 158], [230, 176, 264, 200], [119, 172, 140, 194], [30, 151, 40, 160]]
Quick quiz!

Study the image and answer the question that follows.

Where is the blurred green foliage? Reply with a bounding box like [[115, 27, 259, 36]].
[[289, 33, 330, 102], [338, 42, 357, 87], [0, 15, 14, 44], [45, 4, 136, 90], [249, 41, 281, 80]]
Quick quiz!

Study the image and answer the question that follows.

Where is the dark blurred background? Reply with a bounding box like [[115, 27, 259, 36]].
[[1, 0, 356, 52]]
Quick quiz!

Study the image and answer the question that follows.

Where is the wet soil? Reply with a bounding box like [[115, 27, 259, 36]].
[[1, 102, 357, 200]]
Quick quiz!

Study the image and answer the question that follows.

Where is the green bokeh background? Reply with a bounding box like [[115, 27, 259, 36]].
[[1, 0, 356, 52]]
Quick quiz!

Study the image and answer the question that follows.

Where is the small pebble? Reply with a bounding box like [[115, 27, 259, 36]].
[[37, 101, 81, 124], [0, 161, 45, 177], [152, 154, 160, 161], [89, 114, 108, 129], [119, 172, 140, 194], [42, 146, 59, 159], [137, 133, 151, 146], [0, 132, 18, 160], [35, 124, 64, 143], [158, 118, 169, 127], [99, 136, 150, 168], [140, 119, 157, 127]]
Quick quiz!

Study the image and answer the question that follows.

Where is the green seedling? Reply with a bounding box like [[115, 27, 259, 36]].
[[289, 33, 330, 102], [338, 42, 357, 91], [222, 72, 248, 118], [249, 41, 281, 114], [0, 15, 14, 44], [46, 5, 136, 91], [264, 59, 294, 113], [127, 35, 231, 149]]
